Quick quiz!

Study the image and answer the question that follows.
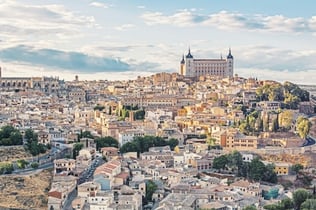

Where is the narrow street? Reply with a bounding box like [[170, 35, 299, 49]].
[[63, 188, 78, 210]]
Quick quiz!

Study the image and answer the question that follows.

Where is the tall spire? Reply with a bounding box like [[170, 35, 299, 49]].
[[180, 54, 185, 64], [227, 47, 233, 59], [186, 46, 193, 58]]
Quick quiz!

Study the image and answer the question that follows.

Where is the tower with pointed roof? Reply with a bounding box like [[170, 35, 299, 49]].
[[179, 47, 234, 78], [179, 55, 185, 75], [185, 48, 194, 77], [227, 48, 234, 77]]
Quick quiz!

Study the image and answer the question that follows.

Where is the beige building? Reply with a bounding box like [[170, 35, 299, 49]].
[[225, 130, 258, 151], [180, 48, 234, 78], [54, 159, 76, 174]]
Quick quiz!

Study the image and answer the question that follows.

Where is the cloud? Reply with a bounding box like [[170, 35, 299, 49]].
[[137, 5, 146, 9], [237, 68, 316, 85], [0, 45, 130, 73], [115, 24, 135, 31], [0, 1, 96, 46], [234, 45, 316, 72], [141, 10, 316, 33], [90, 2, 111, 9]]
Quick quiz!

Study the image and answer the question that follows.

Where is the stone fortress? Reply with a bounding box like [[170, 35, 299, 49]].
[[180, 48, 234, 78]]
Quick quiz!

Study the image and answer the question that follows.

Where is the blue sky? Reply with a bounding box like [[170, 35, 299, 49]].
[[0, 0, 315, 84]]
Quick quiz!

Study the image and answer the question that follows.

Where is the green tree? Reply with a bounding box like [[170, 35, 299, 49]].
[[146, 180, 157, 202], [9, 131, 23, 145], [271, 117, 279, 132], [284, 93, 300, 109], [79, 131, 94, 140], [279, 110, 294, 131], [0, 125, 23, 146], [291, 163, 304, 174], [168, 138, 179, 151], [28, 141, 40, 156], [95, 136, 119, 150], [24, 128, 37, 143], [16, 159, 29, 169], [280, 198, 294, 209], [73, 143, 84, 159], [264, 204, 283, 210], [262, 163, 278, 183], [31, 162, 39, 169], [283, 81, 309, 102], [213, 155, 228, 171], [226, 151, 243, 174], [94, 105, 105, 111], [296, 116, 312, 139], [119, 136, 171, 156], [120, 142, 138, 154], [301, 199, 316, 210], [135, 109, 145, 120], [206, 137, 217, 146], [108, 106, 112, 115], [293, 189, 311, 210], [1, 125, 15, 138], [248, 157, 266, 181], [0, 162, 14, 174]]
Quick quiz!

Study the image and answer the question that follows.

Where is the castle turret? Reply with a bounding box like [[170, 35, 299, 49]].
[[227, 48, 233, 59], [226, 48, 234, 77], [180, 55, 185, 75], [186, 47, 193, 59], [185, 48, 194, 77]]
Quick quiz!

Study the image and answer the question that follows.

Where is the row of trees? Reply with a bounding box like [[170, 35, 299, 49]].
[[237, 109, 311, 139], [0, 125, 23, 146], [120, 136, 179, 156], [212, 151, 277, 183], [117, 105, 146, 121], [95, 136, 119, 150]]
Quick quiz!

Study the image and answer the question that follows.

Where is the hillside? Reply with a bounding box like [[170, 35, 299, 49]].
[[0, 169, 53, 210], [0, 146, 32, 162]]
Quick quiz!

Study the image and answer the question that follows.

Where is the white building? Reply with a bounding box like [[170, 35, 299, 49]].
[[180, 48, 234, 78], [118, 129, 145, 146]]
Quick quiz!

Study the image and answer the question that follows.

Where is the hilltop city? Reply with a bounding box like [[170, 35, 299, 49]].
[[0, 48, 316, 210]]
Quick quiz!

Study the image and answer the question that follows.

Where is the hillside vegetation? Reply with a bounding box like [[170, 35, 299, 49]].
[[0, 169, 52, 209]]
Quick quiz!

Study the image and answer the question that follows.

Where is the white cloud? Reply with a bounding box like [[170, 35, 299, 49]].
[[237, 68, 316, 85], [115, 24, 135, 31], [0, 1, 96, 47], [137, 5, 146, 9], [90, 2, 111, 9], [141, 10, 316, 33]]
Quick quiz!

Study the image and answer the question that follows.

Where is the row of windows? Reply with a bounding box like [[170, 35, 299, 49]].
[[195, 63, 226, 66]]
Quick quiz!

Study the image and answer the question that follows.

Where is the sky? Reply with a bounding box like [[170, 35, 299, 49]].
[[0, 0, 316, 84]]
